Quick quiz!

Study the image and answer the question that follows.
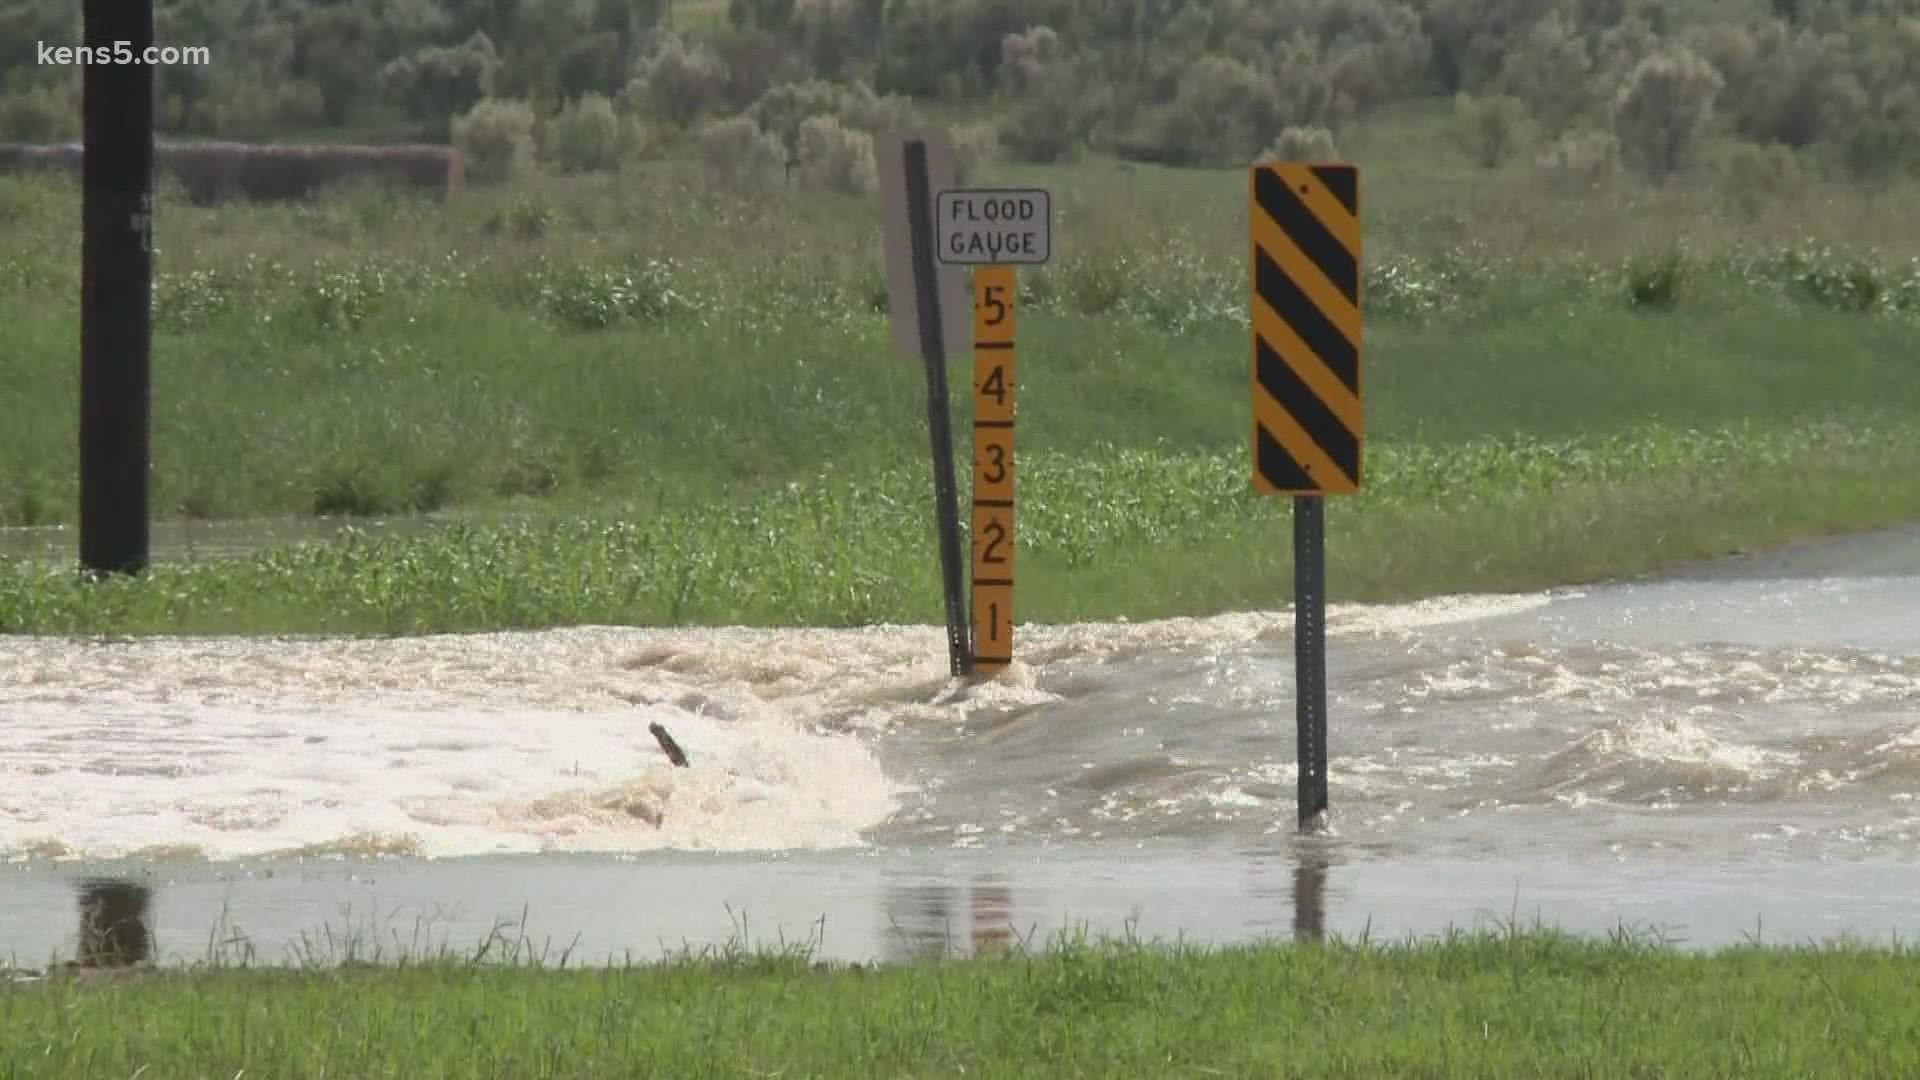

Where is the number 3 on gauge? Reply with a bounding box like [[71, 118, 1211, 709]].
[[981, 442, 1007, 484]]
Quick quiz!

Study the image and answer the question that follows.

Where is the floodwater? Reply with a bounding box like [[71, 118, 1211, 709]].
[[5, 524, 1920, 967]]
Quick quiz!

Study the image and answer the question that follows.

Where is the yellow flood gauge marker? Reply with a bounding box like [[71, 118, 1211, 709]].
[[970, 265, 1016, 672], [1249, 160, 1362, 832], [937, 185, 1049, 676]]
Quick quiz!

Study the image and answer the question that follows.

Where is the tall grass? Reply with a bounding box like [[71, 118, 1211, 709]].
[[2, 210, 1916, 531], [5, 420, 1916, 635], [5, 910, 1919, 1079]]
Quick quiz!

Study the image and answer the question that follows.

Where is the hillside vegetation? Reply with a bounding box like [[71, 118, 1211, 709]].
[[5, 0, 1920, 195]]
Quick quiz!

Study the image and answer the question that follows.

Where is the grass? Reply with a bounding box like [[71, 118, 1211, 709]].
[[5, 912, 1920, 1078], [4, 124, 1920, 633], [5, 420, 1920, 634]]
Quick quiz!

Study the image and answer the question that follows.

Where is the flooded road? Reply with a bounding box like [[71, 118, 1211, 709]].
[[4, 524, 1919, 966]]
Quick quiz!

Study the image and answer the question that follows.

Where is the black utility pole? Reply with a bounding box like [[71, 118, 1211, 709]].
[[79, 0, 156, 576]]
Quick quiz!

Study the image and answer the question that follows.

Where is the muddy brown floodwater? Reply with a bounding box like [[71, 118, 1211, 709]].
[[5, 524, 1920, 966]]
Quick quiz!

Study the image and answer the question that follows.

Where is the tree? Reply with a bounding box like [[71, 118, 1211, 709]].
[[1167, 55, 1279, 164], [627, 33, 731, 128], [382, 31, 504, 140], [1611, 46, 1725, 181], [155, 0, 228, 132], [999, 26, 1082, 162], [295, 4, 384, 127], [1494, 10, 1593, 134]]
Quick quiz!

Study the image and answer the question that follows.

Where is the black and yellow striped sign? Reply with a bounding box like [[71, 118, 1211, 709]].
[[1249, 162, 1362, 495]]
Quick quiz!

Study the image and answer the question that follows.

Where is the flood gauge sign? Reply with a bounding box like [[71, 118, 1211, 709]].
[[936, 188, 1052, 266]]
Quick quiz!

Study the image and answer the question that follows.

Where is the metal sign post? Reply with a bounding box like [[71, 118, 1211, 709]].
[[1248, 161, 1362, 832], [880, 133, 972, 676]]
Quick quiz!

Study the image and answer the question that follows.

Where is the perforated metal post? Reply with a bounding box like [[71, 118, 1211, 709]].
[[1294, 495, 1328, 830]]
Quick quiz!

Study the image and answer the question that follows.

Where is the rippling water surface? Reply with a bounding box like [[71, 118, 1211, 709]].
[[5, 525, 1919, 963]]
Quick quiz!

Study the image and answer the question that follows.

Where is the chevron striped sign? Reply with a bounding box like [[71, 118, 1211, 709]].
[[1248, 162, 1362, 495]]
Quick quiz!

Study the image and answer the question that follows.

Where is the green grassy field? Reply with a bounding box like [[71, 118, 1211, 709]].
[[5, 925, 1919, 1078], [4, 120, 1920, 634]]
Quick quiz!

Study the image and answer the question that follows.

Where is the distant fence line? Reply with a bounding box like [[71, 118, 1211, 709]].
[[0, 141, 463, 204]]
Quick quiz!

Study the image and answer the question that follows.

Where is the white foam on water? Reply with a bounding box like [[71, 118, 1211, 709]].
[[0, 596, 1545, 861], [0, 628, 910, 860], [1330, 592, 1558, 634], [2, 577, 1911, 861]]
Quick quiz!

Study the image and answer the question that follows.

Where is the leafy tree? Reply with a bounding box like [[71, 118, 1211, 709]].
[[542, 92, 632, 173], [453, 96, 536, 182], [155, 0, 230, 133], [1611, 45, 1725, 181], [295, 4, 385, 127], [382, 31, 503, 139], [999, 26, 1081, 162], [1166, 55, 1279, 165], [1420, 0, 1548, 93], [728, 0, 796, 32], [1494, 10, 1593, 134], [628, 32, 730, 128]]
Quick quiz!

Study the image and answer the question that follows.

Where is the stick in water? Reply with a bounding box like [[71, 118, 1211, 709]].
[[649, 722, 689, 768]]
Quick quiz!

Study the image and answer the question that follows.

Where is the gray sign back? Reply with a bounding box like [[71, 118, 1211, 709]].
[[878, 131, 970, 361]]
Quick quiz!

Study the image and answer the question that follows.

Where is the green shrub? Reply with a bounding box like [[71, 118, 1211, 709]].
[[835, 83, 919, 139], [452, 98, 537, 184], [201, 76, 327, 138], [299, 263, 393, 334], [1492, 10, 1595, 134], [1740, 246, 1887, 314], [1165, 55, 1278, 165], [1452, 93, 1532, 169], [0, 85, 76, 142], [1000, 26, 1081, 163], [538, 259, 690, 330], [1719, 141, 1807, 219], [151, 270, 235, 331], [951, 121, 1001, 184], [1259, 126, 1339, 163], [793, 114, 876, 195], [379, 31, 502, 141], [481, 195, 556, 240], [695, 115, 788, 190], [1320, 2, 1436, 116], [1624, 249, 1686, 311], [1364, 249, 1488, 320], [542, 93, 631, 174], [629, 33, 731, 129], [1534, 127, 1620, 193], [1611, 46, 1726, 182], [747, 79, 849, 154]]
